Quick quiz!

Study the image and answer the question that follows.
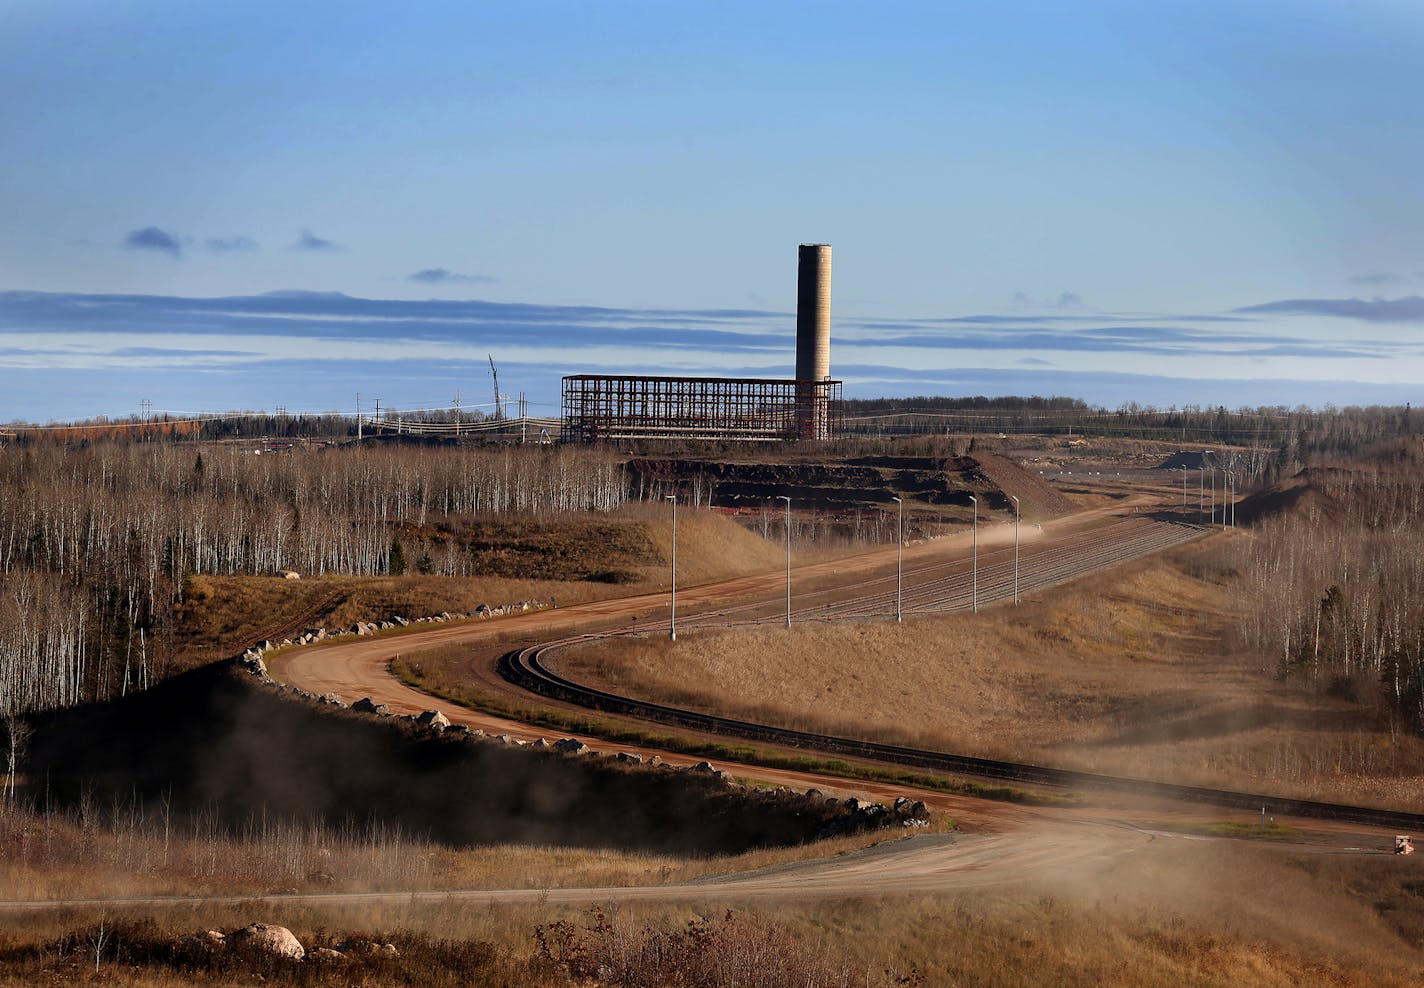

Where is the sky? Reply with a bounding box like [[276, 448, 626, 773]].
[[2, 0, 1423, 424]]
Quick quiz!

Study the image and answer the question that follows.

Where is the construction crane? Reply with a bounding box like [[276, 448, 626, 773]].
[[488, 354, 504, 420]]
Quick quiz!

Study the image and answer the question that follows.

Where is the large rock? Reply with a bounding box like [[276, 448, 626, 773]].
[[553, 738, 588, 755], [416, 709, 450, 732], [352, 697, 389, 715], [226, 923, 305, 960]]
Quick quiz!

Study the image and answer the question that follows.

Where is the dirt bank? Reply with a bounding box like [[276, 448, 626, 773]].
[[20, 661, 881, 855]]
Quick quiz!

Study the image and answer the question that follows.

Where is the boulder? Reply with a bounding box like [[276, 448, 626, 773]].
[[893, 797, 930, 822], [226, 923, 305, 960], [307, 947, 347, 964], [416, 709, 450, 732], [615, 752, 643, 765], [352, 697, 389, 715], [553, 738, 589, 755], [689, 761, 718, 774]]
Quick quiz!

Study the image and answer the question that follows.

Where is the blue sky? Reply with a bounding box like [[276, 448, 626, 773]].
[[3, 0, 1423, 423]]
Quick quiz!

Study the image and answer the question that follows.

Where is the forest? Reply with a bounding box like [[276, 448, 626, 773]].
[[1230, 436, 1424, 731], [4, 403, 1424, 734], [0, 443, 626, 718]]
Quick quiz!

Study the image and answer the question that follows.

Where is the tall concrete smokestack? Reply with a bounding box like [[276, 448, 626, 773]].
[[795, 243, 831, 385], [794, 243, 831, 439]]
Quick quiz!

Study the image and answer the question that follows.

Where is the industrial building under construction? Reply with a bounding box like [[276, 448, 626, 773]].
[[560, 244, 844, 443]]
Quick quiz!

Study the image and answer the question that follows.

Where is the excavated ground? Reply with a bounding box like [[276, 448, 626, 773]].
[[627, 453, 1073, 517], [19, 661, 882, 856]]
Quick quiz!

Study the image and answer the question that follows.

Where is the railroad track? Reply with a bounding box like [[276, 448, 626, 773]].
[[500, 639, 1424, 831], [498, 518, 1424, 831]]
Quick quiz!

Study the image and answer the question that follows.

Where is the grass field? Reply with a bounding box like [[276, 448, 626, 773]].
[[559, 539, 1424, 811], [3, 839, 1422, 986]]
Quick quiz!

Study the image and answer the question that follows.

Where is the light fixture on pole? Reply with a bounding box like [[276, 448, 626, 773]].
[[891, 496, 903, 622], [1011, 494, 1020, 607], [777, 495, 792, 628], [968, 494, 978, 613], [665, 494, 676, 641]]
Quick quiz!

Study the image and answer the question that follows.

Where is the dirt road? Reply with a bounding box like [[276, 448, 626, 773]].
[[0, 823, 1240, 912]]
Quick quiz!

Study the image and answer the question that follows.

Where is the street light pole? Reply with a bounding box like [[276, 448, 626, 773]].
[[777, 495, 792, 628], [891, 496, 903, 622], [1011, 494, 1020, 606], [665, 494, 676, 641], [968, 495, 978, 613]]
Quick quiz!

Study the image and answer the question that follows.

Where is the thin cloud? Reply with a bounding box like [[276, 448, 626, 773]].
[[1348, 273, 1407, 286], [294, 229, 340, 251], [206, 236, 258, 252], [1236, 295, 1424, 323], [124, 227, 181, 257], [408, 267, 496, 285]]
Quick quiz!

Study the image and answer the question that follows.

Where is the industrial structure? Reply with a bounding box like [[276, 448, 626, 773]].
[[561, 244, 842, 443]]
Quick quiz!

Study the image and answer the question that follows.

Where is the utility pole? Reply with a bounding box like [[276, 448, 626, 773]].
[[777, 495, 792, 628], [1011, 495, 1020, 606], [968, 495, 978, 613], [892, 496, 903, 622], [356, 393, 362, 442], [665, 494, 677, 641], [453, 390, 461, 438]]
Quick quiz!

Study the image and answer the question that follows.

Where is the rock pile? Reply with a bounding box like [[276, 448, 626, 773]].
[[182, 924, 399, 965], [238, 599, 553, 666]]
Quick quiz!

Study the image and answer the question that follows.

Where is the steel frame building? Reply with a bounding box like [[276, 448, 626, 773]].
[[561, 374, 843, 444]]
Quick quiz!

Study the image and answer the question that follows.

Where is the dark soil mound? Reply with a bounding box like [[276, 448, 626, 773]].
[[628, 453, 1072, 516], [1157, 450, 1221, 471], [1232, 470, 1344, 527], [21, 662, 858, 854]]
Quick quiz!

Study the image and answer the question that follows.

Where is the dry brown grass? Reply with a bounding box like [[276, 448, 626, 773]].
[[0, 801, 901, 902], [560, 540, 1424, 810], [2, 839, 1422, 986]]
